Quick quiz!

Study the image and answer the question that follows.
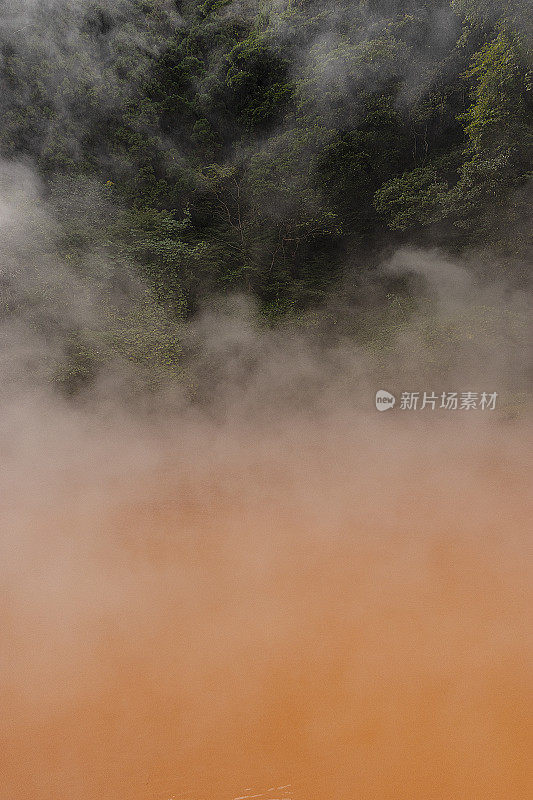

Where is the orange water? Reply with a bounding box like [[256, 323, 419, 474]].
[[2, 421, 532, 800]]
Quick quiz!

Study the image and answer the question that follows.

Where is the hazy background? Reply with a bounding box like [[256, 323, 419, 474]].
[[0, 1, 531, 799]]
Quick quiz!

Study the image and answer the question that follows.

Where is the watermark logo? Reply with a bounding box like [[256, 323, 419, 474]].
[[375, 390, 396, 412], [375, 390, 498, 412]]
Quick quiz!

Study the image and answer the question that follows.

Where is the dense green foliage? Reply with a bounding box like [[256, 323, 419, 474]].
[[0, 0, 531, 390]]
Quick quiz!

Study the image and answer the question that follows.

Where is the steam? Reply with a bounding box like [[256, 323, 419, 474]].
[[0, 3, 532, 800], [1, 149, 531, 800], [2, 406, 532, 800], [0, 0, 181, 173]]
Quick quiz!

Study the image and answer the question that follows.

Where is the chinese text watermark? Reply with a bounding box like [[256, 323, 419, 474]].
[[375, 390, 498, 412]]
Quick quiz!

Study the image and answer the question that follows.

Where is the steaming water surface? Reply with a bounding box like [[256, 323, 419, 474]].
[[2, 415, 531, 800]]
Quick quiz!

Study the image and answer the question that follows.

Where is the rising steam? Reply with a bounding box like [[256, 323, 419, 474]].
[[0, 2, 532, 799], [1, 156, 532, 800]]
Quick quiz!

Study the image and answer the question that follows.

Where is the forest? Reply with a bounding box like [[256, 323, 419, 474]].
[[0, 0, 531, 394]]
